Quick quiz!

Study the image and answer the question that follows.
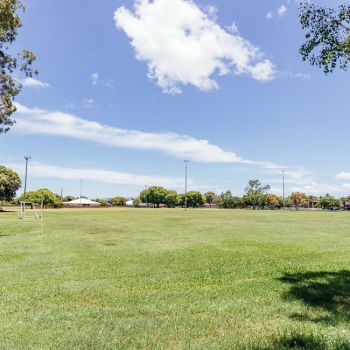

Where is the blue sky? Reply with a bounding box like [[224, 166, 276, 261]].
[[1, 0, 350, 199]]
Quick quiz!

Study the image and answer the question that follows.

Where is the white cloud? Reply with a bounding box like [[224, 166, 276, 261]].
[[281, 71, 311, 80], [336, 172, 350, 181], [82, 98, 96, 109], [16, 102, 346, 197], [14, 103, 245, 163], [114, 0, 276, 94], [21, 77, 50, 89], [91, 72, 113, 87], [266, 12, 274, 20], [266, 4, 289, 20], [277, 5, 288, 17], [10, 162, 185, 188], [91, 72, 99, 86]]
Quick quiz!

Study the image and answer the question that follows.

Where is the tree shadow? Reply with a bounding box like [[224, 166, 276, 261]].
[[252, 332, 350, 349], [278, 270, 350, 324]]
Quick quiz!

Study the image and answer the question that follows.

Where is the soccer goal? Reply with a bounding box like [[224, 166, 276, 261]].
[[19, 201, 43, 220]]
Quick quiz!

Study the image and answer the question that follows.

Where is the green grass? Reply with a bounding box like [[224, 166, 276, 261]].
[[1, 208, 350, 349]]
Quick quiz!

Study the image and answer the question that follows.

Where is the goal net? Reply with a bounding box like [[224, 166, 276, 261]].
[[19, 201, 42, 220]]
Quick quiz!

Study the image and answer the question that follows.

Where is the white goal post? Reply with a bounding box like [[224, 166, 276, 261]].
[[19, 201, 43, 220]]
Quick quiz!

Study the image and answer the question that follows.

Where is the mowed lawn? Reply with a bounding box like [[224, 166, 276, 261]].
[[1, 209, 350, 349]]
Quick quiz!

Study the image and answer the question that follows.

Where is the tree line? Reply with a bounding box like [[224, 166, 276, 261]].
[[1, 165, 350, 210]]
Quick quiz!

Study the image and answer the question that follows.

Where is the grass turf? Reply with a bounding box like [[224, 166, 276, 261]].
[[1, 208, 350, 349]]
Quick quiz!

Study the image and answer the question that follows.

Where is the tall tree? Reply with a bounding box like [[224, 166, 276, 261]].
[[265, 194, 282, 209], [180, 192, 205, 208], [204, 192, 215, 208], [164, 191, 179, 208], [242, 179, 270, 210], [0, 165, 21, 207], [219, 191, 241, 209], [0, 0, 37, 133], [299, 2, 350, 73], [141, 186, 168, 208], [289, 192, 308, 210]]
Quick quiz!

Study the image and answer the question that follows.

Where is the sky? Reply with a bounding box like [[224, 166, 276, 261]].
[[1, 0, 350, 199]]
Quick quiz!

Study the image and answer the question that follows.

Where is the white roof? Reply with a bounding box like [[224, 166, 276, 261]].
[[126, 200, 134, 206], [63, 198, 101, 206]]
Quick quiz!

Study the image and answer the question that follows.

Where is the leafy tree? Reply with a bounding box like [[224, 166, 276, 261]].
[[165, 191, 179, 208], [219, 191, 241, 209], [242, 179, 270, 210], [0, 165, 21, 207], [0, 0, 37, 133], [109, 197, 126, 207], [94, 198, 107, 207], [62, 195, 76, 202], [265, 194, 282, 209], [204, 192, 216, 208], [299, 2, 350, 73], [180, 191, 205, 208], [340, 195, 350, 209], [289, 192, 308, 210], [133, 198, 141, 207], [142, 186, 168, 208], [17, 188, 62, 207], [319, 194, 340, 210]]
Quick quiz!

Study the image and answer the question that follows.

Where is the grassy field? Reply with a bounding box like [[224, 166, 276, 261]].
[[1, 208, 350, 349]]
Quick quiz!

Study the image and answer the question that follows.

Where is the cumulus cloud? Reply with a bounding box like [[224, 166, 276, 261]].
[[266, 12, 274, 20], [277, 5, 288, 16], [114, 0, 276, 94], [10, 162, 185, 188], [91, 72, 99, 86], [266, 3, 289, 20], [20, 77, 50, 89]]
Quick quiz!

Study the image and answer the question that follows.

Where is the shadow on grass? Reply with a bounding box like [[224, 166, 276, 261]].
[[278, 271, 350, 324], [252, 332, 350, 350]]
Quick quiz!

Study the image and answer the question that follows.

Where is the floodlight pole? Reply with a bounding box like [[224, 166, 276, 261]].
[[23, 156, 31, 200], [184, 160, 189, 211], [282, 170, 286, 209]]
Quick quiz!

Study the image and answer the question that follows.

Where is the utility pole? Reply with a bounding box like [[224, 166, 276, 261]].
[[145, 185, 148, 208], [282, 170, 286, 209], [23, 156, 31, 200], [184, 160, 189, 210], [60, 187, 63, 199]]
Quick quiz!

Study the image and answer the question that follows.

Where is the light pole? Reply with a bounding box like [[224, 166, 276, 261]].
[[282, 170, 286, 209], [184, 160, 189, 210], [145, 185, 148, 208], [23, 156, 31, 200]]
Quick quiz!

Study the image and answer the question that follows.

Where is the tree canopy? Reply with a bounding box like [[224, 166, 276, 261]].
[[109, 197, 126, 207], [243, 179, 270, 210], [0, 165, 21, 202], [299, 2, 350, 73], [0, 0, 37, 133], [16, 188, 62, 207]]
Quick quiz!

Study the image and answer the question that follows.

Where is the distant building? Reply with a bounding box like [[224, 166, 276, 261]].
[[345, 202, 350, 210], [63, 198, 101, 207]]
